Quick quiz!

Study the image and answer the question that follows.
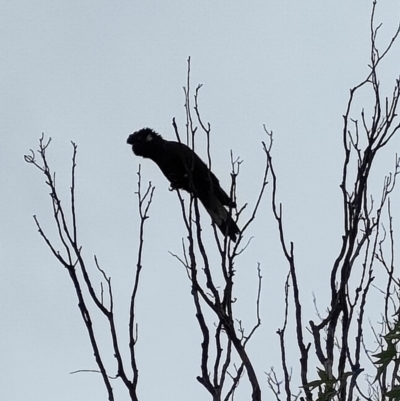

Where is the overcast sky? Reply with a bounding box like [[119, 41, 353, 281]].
[[1, 1, 400, 400]]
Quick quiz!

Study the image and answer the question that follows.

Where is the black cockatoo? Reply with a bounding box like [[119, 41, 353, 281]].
[[127, 128, 239, 242]]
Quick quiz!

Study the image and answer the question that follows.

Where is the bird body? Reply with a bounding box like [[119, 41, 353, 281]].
[[127, 128, 239, 242]]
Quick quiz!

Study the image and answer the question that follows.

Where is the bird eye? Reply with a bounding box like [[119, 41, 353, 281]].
[[145, 134, 153, 142]]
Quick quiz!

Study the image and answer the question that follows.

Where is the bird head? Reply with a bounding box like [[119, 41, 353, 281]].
[[127, 128, 163, 157]]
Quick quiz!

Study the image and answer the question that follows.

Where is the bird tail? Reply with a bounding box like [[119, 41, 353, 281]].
[[200, 198, 239, 242]]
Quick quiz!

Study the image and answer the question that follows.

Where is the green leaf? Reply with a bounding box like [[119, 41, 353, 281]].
[[304, 379, 324, 390], [385, 386, 400, 399]]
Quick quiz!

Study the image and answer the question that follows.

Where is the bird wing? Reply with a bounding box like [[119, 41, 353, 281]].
[[150, 140, 239, 241], [164, 141, 233, 206]]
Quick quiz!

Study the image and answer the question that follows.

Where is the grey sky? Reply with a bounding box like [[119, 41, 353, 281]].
[[1, 1, 400, 400]]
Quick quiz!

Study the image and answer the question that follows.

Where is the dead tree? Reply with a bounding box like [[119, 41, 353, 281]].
[[24, 61, 267, 401], [265, 2, 400, 400], [168, 58, 268, 401], [25, 138, 154, 401]]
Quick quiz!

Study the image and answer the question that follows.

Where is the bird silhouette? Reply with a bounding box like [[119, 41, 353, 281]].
[[127, 128, 239, 242]]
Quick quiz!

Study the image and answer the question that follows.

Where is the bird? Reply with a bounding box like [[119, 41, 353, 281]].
[[127, 128, 239, 242]]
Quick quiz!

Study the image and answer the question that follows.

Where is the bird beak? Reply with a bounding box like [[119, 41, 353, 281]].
[[127, 134, 134, 145]]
